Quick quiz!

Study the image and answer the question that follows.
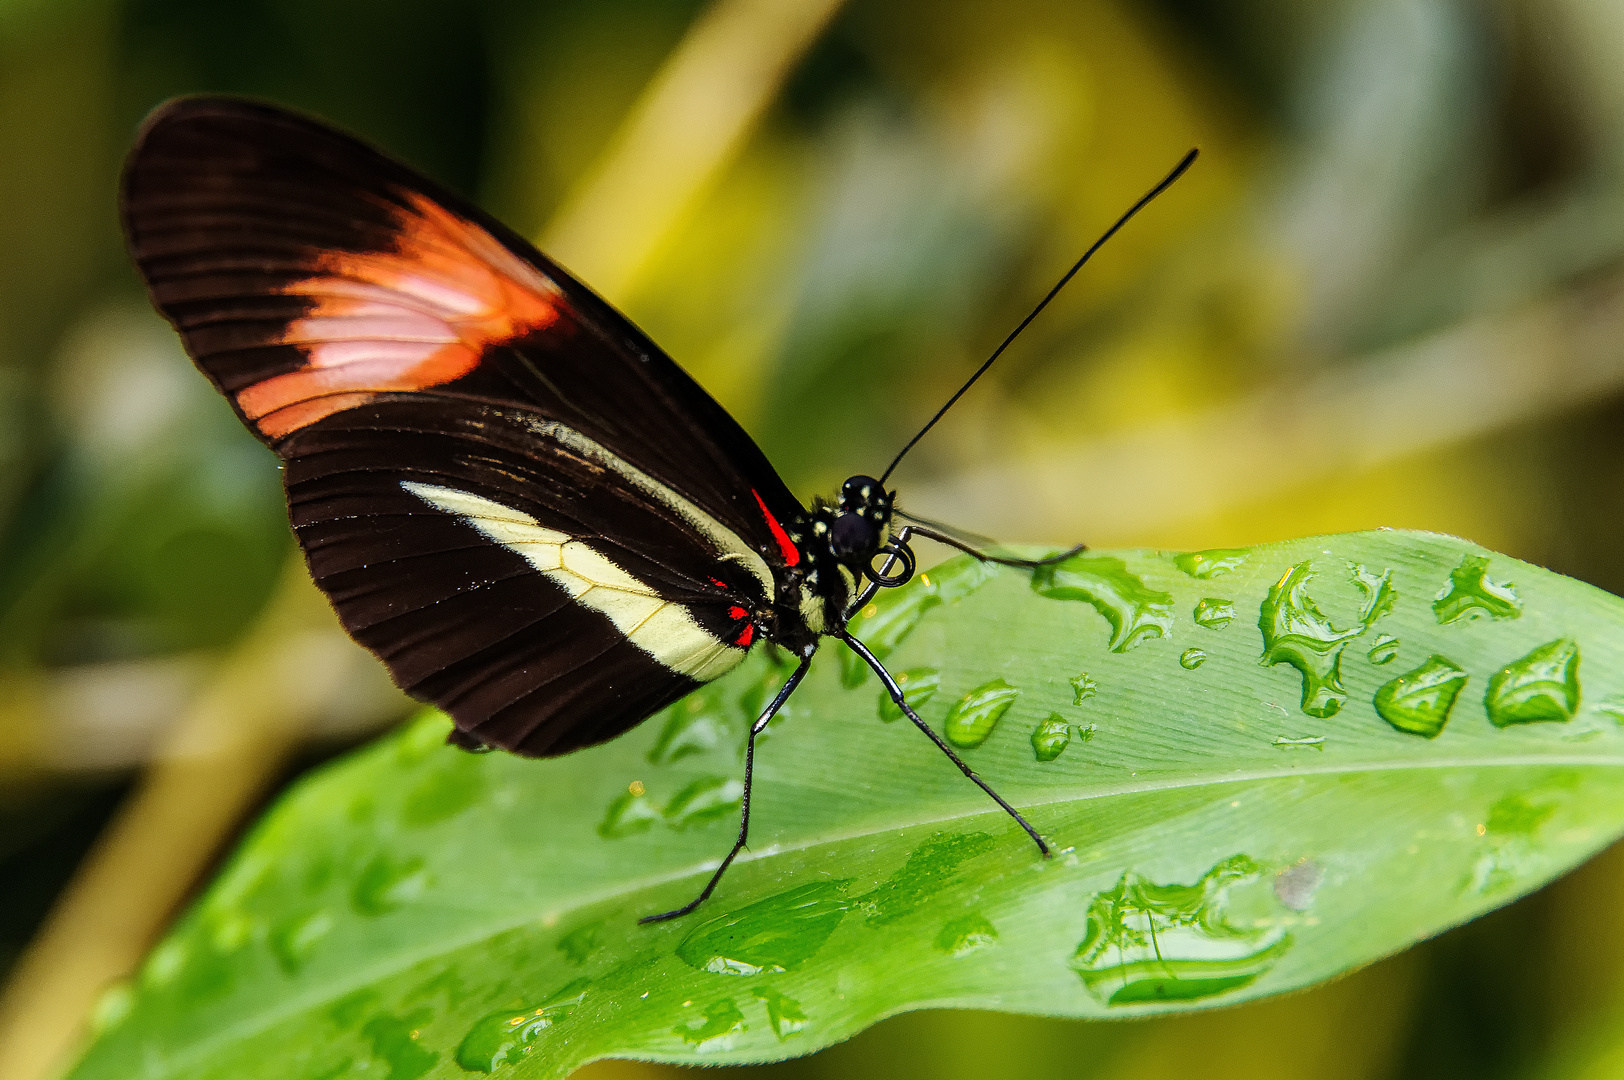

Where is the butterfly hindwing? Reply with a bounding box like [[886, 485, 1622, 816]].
[[122, 96, 805, 755]]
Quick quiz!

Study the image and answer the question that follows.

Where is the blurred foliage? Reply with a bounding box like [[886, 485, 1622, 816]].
[[0, 0, 1623, 1077]]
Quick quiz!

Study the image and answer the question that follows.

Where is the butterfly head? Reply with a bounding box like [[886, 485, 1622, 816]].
[[828, 474, 893, 563]]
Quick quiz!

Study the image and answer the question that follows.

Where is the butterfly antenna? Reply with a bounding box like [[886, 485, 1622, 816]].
[[877, 148, 1199, 486]]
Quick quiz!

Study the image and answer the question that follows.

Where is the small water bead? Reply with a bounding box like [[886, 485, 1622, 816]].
[[1272, 735, 1325, 749], [878, 668, 940, 722], [456, 981, 589, 1072], [943, 679, 1020, 749], [1367, 634, 1400, 665], [1031, 715, 1071, 761], [1433, 555, 1523, 624], [935, 914, 998, 957], [839, 557, 1000, 687], [352, 853, 427, 917], [1179, 648, 1207, 670], [675, 999, 747, 1048], [1193, 598, 1235, 630], [269, 909, 334, 975], [598, 788, 660, 839], [1174, 548, 1250, 579], [1070, 673, 1098, 704], [752, 987, 808, 1040], [1375, 655, 1468, 738], [1486, 639, 1581, 726]]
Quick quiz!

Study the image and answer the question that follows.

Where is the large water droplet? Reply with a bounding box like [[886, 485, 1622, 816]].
[[1274, 859, 1324, 911], [664, 776, 745, 829], [1070, 673, 1098, 704], [1179, 648, 1207, 670], [752, 987, 808, 1040], [1174, 548, 1250, 579], [936, 914, 998, 957], [363, 1014, 437, 1080], [1375, 655, 1468, 738], [841, 556, 999, 687], [1193, 598, 1235, 630], [1258, 561, 1389, 718], [1434, 555, 1523, 624], [352, 854, 428, 916], [1031, 715, 1071, 761], [676, 880, 853, 975], [864, 834, 997, 925], [456, 980, 589, 1072], [1486, 639, 1581, 726], [1367, 634, 1400, 665], [1032, 556, 1174, 651], [878, 668, 940, 722], [598, 787, 660, 839], [943, 678, 1020, 749], [269, 909, 334, 975], [674, 999, 747, 1049], [1071, 854, 1291, 1006]]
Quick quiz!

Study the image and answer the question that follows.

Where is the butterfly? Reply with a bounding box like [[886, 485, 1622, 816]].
[[121, 96, 1194, 919]]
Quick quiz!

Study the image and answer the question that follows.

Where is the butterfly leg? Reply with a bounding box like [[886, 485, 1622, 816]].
[[640, 650, 815, 923], [838, 630, 1050, 857], [907, 524, 1084, 569]]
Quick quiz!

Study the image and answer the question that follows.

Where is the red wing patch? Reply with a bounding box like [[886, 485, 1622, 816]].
[[752, 489, 800, 567], [240, 193, 563, 438]]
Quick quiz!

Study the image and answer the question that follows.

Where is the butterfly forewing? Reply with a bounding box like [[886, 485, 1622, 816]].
[[122, 97, 807, 755]]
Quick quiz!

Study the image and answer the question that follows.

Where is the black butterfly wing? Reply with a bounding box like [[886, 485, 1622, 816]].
[[121, 96, 808, 756]]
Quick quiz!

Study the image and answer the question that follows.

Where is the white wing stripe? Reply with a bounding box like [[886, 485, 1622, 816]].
[[401, 481, 745, 683]]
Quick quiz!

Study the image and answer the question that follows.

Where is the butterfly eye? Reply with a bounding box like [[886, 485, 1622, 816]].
[[829, 513, 876, 558]]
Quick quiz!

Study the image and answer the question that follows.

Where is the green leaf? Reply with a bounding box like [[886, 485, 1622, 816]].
[[68, 532, 1624, 1079]]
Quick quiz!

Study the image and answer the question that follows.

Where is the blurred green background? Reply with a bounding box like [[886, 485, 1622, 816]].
[[4, 0, 1624, 1078]]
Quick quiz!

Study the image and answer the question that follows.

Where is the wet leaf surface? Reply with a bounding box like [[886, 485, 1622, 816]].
[[68, 532, 1624, 1079]]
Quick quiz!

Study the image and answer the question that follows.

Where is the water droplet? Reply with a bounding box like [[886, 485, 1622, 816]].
[[401, 752, 485, 828], [1070, 673, 1098, 704], [1031, 715, 1071, 761], [1179, 648, 1207, 670], [676, 880, 853, 975], [269, 909, 334, 975], [878, 668, 940, 722], [1349, 563, 1396, 625], [1486, 639, 1581, 727], [556, 922, 602, 966], [1071, 854, 1291, 1006], [674, 999, 747, 1049], [1272, 735, 1326, 749], [935, 914, 998, 957], [1274, 859, 1324, 911], [840, 556, 999, 687], [1258, 561, 1386, 718], [1593, 696, 1624, 722], [863, 834, 996, 925], [1076, 723, 1097, 742], [363, 1013, 438, 1080], [1032, 556, 1174, 651], [648, 700, 731, 764], [1174, 548, 1250, 579], [1367, 634, 1400, 665], [1374, 655, 1468, 738], [752, 987, 808, 1040], [1468, 793, 1562, 893], [327, 988, 380, 1029], [352, 854, 428, 917], [1433, 555, 1523, 624], [598, 788, 660, 839], [456, 981, 589, 1072], [664, 775, 745, 829], [943, 678, 1020, 749], [1193, 598, 1235, 630]]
